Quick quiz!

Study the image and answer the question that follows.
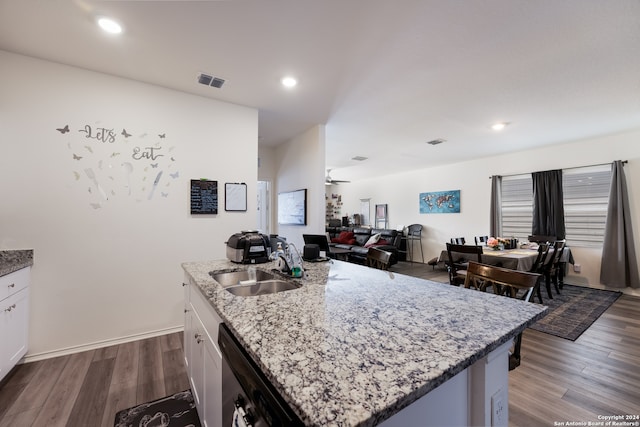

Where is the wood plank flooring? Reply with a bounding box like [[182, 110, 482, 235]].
[[0, 332, 188, 427], [1, 262, 638, 426]]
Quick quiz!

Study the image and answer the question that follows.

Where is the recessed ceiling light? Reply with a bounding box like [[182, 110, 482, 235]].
[[281, 76, 297, 88], [491, 122, 509, 131], [97, 17, 123, 34]]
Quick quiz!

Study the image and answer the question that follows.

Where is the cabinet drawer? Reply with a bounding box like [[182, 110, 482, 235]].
[[189, 284, 223, 348], [0, 267, 30, 301]]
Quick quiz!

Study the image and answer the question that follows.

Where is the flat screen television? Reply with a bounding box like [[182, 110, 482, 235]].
[[277, 189, 307, 225]]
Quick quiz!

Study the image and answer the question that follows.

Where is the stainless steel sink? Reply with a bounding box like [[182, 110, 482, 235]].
[[210, 269, 301, 296]]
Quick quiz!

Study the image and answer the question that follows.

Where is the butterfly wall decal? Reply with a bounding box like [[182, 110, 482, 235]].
[[90, 203, 102, 209], [84, 145, 93, 153], [150, 163, 158, 168], [73, 171, 80, 180], [56, 125, 69, 134], [121, 129, 131, 138], [158, 133, 166, 139], [161, 192, 168, 198], [170, 171, 179, 179], [111, 152, 120, 157], [73, 154, 83, 160]]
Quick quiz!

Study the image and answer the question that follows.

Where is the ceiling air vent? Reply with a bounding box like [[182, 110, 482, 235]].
[[426, 139, 446, 146], [198, 73, 225, 89], [351, 156, 368, 161]]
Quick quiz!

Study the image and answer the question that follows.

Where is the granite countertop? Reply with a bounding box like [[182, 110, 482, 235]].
[[0, 250, 34, 277], [182, 259, 547, 426]]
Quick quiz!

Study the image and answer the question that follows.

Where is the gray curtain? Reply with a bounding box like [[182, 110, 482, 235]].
[[490, 175, 502, 237], [600, 161, 639, 288], [532, 169, 565, 239]]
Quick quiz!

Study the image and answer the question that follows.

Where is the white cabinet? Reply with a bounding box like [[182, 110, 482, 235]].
[[184, 276, 222, 427], [0, 267, 30, 382]]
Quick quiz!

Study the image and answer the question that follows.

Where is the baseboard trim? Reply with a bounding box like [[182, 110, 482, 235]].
[[21, 325, 185, 363]]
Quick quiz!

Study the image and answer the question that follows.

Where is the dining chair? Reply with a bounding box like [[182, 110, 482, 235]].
[[528, 243, 550, 303], [366, 247, 392, 271], [540, 240, 566, 298], [445, 243, 482, 286], [528, 234, 556, 244], [474, 235, 489, 246], [463, 261, 541, 370], [450, 237, 466, 245], [406, 224, 424, 263]]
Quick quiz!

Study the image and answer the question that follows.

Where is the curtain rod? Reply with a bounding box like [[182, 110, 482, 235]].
[[489, 160, 628, 179]]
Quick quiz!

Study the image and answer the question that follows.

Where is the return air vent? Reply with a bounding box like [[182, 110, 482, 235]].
[[351, 156, 368, 161], [426, 139, 446, 145], [198, 73, 225, 89]]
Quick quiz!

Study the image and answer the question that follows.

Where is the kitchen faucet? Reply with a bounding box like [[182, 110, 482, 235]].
[[275, 243, 304, 277]]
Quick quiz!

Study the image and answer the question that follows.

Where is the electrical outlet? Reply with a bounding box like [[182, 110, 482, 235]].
[[491, 388, 506, 426]]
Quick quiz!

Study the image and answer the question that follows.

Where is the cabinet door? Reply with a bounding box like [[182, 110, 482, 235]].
[[203, 337, 222, 427], [187, 309, 206, 414], [183, 281, 191, 370], [1, 287, 29, 381]]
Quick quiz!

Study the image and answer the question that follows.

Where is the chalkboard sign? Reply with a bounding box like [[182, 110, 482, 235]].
[[190, 180, 218, 214]]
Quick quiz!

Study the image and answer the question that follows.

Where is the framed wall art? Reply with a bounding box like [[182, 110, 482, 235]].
[[225, 182, 247, 211], [420, 190, 460, 214], [278, 188, 307, 225]]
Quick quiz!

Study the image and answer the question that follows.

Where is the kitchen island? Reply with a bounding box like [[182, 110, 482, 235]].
[[182, 258, 547, 426]]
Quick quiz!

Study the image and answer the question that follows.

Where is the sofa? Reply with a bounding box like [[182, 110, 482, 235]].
[[326, 226, 402, 266]]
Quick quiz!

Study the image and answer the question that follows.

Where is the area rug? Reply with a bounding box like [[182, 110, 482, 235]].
[[114, 389, 201, 427], [529, 284, 622, 341]]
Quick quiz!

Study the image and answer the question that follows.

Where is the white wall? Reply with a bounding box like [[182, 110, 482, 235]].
[[336, 130, 640, 295], [272, 126, 326, 249], [0, 51, 259, 357]]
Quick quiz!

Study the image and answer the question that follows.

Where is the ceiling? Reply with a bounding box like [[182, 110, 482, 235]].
[[1, 0, 639, 182]]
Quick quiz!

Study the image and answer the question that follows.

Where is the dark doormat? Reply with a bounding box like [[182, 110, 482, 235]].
[[114, 389, 202, 427], [529, 284, 622, 341]]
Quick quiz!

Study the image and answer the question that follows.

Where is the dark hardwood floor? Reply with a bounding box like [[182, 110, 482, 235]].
[[392, 261, 640, 426], [1, 262, 638, 426], [0, 332, 188, 427]]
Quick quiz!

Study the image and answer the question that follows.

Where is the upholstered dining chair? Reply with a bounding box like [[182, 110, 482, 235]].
[[474, 235, 489, 246], [445, 243, 482, 286], [366, 247, 392, 270], [463, 261, 542, 370], [450, 237, 466, 245]]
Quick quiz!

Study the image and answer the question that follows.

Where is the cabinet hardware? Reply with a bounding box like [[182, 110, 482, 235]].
[[4, 304, 16, 312], [182, 283, 188, 287], [8, 283, 15, 288], [194, 333, 203, 344]]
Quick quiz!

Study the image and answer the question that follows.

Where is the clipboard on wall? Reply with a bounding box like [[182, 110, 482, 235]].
[[225, 183, 247, 211]]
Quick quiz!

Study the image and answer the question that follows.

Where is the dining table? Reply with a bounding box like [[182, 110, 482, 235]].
[[439, 246, 574, 281]]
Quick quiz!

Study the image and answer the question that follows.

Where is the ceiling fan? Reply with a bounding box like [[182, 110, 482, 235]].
[[325, 169, 350, 185]]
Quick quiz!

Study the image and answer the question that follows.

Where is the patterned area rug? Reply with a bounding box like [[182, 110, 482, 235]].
[[114, 389, 201, 427], [529, 284, 622, 341]]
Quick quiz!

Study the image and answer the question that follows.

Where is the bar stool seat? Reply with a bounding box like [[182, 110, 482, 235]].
[[406, 224, 424, 263]]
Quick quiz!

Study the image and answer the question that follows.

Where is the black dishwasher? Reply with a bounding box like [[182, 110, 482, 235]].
[[218, 324, 303, 427]]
